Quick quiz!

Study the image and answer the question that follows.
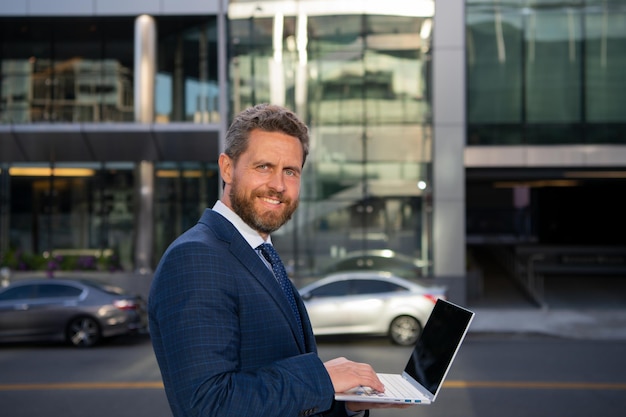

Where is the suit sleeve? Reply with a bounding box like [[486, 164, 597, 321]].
[[150, 239, 347, 417]]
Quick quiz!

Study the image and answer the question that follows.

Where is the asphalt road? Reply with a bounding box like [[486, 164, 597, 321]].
[[1, 333, 625, 417]]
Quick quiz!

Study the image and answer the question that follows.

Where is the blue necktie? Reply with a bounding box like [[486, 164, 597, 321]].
[[258, 243, 304, 342]]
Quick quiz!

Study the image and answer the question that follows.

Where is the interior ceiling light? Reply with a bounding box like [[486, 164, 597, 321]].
[[156, 170, 204, 178], [9, 167, 95, 177]]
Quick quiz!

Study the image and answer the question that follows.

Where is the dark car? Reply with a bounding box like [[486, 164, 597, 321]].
[[0, 279, 148, 347], [321, 249, 428, 280]]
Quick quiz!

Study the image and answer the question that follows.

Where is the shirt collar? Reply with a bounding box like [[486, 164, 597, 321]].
[[212, 200, 269, 249]]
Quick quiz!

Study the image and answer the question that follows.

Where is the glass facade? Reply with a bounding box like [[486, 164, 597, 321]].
[[0, 16, 221, 272], [229, 1, 434, 277], [1, 18, 135, 123], [467, 0, 626, 145], [153, 162, 219, 262], [156, 16, 220, 123], [0, 16, 220, 124], [2, 0, 622, 280], [5, 164, 135, 270]]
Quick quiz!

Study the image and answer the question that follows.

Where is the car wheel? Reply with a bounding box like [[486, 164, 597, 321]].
[[66, 316, 101, 347], [389, 315, 422, 346]]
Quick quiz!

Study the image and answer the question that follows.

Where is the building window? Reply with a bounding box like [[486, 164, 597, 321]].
[[467, 0, 626, 145], [228, 1, 433, 278], [0, 18, 135, 123]]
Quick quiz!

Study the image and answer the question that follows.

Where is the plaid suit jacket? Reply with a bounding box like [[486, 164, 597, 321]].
[[149, 209, 355, 417]]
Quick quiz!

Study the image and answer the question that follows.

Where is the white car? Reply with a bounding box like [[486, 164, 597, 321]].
[[299, 272, 446, 346]]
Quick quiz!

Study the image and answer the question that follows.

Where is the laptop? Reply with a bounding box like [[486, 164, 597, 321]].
[[334, 298, 475, 405]]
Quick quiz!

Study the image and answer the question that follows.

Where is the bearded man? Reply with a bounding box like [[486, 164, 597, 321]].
[[149, 104, 410, 417]]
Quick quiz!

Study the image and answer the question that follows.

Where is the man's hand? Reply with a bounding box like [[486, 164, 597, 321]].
[[324, 357, 416, 413], [324, 357, 384, 394]]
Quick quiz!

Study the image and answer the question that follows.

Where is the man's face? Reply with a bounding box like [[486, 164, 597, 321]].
[[219, 129, 303, 238]]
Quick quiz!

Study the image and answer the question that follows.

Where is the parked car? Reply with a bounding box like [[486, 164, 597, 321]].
[[0, 279, 148, 347], [298, 271, 446, 346], [320, 249, 428, 280]]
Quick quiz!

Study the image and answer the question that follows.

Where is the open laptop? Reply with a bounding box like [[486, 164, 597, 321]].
[[334, 298, 475, 405]]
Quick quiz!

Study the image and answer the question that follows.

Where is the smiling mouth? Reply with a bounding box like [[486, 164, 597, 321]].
[[261, 196, 281, 205]]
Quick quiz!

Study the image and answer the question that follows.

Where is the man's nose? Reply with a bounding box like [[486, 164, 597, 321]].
[[267, 170, 286, 192]]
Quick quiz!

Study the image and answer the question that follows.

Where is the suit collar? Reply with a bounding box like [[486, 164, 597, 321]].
[[212, 200, 267, 248]]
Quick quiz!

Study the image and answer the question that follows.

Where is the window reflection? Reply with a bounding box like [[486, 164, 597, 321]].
[[466, 0, 626, 145], [0, 18, 134, 123], [228, 2, 434, 277], [526, 8, 582, 123], [156, 17, 220, 123], [154, 163, 219, 260], [7, 163, 136, 270], [0, 16, 220, 124]]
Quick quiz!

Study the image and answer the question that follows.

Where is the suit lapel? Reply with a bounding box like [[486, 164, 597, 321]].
[[234, 238, 308, 351], [203, 210, 307, 351]]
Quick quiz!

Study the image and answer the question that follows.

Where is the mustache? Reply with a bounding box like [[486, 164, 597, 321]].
[[259, 190, 285, 202]]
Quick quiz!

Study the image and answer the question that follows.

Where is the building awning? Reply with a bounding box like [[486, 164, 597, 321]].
[[0, 123, 221, 163]]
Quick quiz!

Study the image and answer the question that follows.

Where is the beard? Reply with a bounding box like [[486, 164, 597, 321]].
[[230, 179, 299, 235]]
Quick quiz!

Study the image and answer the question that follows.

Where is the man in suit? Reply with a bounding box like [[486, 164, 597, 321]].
[[149, 104, 410, 417]]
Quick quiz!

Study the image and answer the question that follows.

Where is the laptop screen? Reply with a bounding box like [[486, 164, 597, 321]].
[[404, 299, 474, 396]]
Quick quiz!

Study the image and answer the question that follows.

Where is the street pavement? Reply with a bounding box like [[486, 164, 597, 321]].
[[6, 270, 626, 341]]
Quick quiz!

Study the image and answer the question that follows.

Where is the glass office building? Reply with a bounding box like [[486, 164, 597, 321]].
[[1, 1, 625, 303]]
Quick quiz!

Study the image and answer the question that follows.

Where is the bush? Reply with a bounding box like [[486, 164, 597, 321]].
[[0, 248, 123, 273], [0, 249, 47, 271]]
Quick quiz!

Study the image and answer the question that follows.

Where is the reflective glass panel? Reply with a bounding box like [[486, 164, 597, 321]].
[[156, 17, 220, 123], [467, 3, 523, 123], [228, 1, 434, 278], [525, 6, 582, 123], [585, 3, 626, 122], [467, 0, 626, 145], [0, 17, 134, 123]]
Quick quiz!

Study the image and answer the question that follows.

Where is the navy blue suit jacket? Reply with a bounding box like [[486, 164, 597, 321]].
[[149, 209, 355, 417]]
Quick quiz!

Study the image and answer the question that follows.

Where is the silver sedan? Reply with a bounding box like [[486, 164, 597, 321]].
[[299, 271, 446, 346]]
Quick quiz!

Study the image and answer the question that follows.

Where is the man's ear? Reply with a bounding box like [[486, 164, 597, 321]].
[[218, 153, 233, 184]]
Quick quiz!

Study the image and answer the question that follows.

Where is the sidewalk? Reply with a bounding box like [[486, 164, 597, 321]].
[[469, 307, 626, 340], [467, 273, 626, 340]]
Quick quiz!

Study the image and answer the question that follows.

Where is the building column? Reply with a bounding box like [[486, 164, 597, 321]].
[[133, 15, 156, 273], [217, 0, 229, 200], [432, 2, 467, 302]]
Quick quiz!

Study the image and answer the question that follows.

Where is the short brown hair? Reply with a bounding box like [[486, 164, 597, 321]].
[[224, 103, 310, 167]]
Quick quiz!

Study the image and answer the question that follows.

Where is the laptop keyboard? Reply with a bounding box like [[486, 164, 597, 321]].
[[379, 374, 420, 399], [352, 374, 421, 400]]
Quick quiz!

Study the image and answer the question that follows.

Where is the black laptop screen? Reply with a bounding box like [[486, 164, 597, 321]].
[[404, 299, 474, 395]]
